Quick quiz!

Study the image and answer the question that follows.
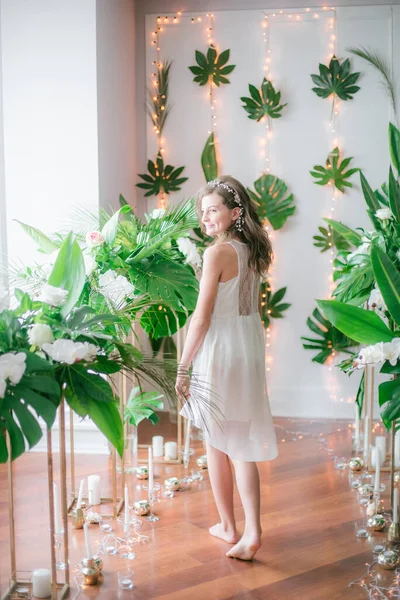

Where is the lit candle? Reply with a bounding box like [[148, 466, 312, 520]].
[[84, 523, 92, 558], [32, 568, 51, 598], [394, 488, 399, 524], [164, 441, 177, 460], [152, 435, 164, 458], [374, 447, 381, 494], [53, 483, 62, 535], [124, 484, 130, 531], [355, 404, 360, 448], [375, 436, 386, 465], [148, 446, 154, 492], [87, 475, 100, 505], [184, 419, 192, 456], [76, 479, 84, 509], [363, 416, 369, 462]]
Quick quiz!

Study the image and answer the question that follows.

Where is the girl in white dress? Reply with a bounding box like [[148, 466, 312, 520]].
[[176, 175, 278, 561]]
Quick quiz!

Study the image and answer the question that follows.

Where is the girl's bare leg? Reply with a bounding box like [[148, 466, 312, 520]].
[[206, 442, 239, 544]]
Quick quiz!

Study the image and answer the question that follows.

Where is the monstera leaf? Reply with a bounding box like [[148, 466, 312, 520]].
[[137, 154, 188, 197], [189, 45, 235, 87], [247, 174, 295, 230], [311, 55, 360, 118], [310, 147, 358, 193], [240, 78, 287, 122], [140, 304, 188, 339], [0, 351, 61, 462], [201, 132, 218, 182], [301, 307, 358, 364], [313, 224, 352, 253], [124, 386, 164, 427], [260, 280, 291, 328]]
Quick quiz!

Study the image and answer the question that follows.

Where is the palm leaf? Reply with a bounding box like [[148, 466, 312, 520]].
[[311, 55, 361, 119], [189, 45, 235, 87], [136, 153, 188, 197], [310, 147, 358, 193], [323, 218, 363, 246], [241, 78, 287, 122], [201, 132, 218, 182], [313, 224, 352, 253], [247, 174, 295, 230], [15, 221, 60, 254], [301, 307, 358, 364], [260, 280, 291, 327], [146, 59, 172, 137]]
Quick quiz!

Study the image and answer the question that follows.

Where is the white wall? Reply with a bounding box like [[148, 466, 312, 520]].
[[140, 4, 400, 418]]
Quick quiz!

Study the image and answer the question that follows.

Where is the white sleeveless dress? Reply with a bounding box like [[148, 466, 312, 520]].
[[181, 240, 278, 462]]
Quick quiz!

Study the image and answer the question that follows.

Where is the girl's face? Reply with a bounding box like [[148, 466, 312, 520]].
[[201, 192, 239, 237]]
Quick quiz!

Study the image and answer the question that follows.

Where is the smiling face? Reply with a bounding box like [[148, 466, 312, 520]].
[[201, 192, 240, 238]]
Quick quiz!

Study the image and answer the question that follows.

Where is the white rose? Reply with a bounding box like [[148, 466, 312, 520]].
[[150, 208, 166, 219], [0, 352, 27, 385], [39, 284, 68, 307], [375, 208, 393, 221], [383, 340, 400, 366], [86, 231, 105, 248], [28, 323, 54, 347], [99, 270, 117, 288], [0, 378, 6, 398], [99, 270, 134, 307], [177, 237, 202, 268], [84, 254, 97, 277], [347, 242, 371, 261], [42, 339, 99, 364], [369, 288, 386, 312]]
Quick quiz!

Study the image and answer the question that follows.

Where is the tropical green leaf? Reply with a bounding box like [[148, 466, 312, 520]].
[[247, 174, 295, 230], [310, 147, 358, 193], [189, 45, 235, 87], [124, 386, 164, 427], [47, 232, 86, 317], [140, 304, 188, 339], [379, 379, 400, 431], [241, 78, 287, 122], [355, 372, 364, 417], [389, 166, 400, 222], [260, 280, 291, 328], [313, 224, 352, 253], [15, 221, 60, 254], [101, 205, 131, 246], [323, 218, 363, 246], [389, 122, 400, 174], [370, 245, 400, 325], [301, 307, 358, 364], [146, 60, 172, 137], [136, 153, 188, 197], [311, 56, 360, 118], [316, 299, 394, 344], [201, 132, 218, 182]]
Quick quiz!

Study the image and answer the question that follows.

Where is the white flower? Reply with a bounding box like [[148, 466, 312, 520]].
[[383, 340, 400, 366], [150, 208, 166, 219], [42, 339, 99, 364], [39, 284, 68, 307], [99, 269, 134, 306], [28, 323, 54, 347], [86, 231, 105, 248], [369, 288, 386, 312], [396, 249, 400, 262], [0, 287, 8, 312], [0, 352, 27, 386], [84, 254, 97, 277], [375, 208, 393, 221], [0, 378, 6, 398], [347, 242, 371, 261], [177, 237, 202, 268]]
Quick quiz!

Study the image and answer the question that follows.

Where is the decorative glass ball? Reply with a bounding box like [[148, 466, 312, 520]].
[[378, 550, 400, 570], [367, 514, 386, 531], [349, 457, 364, 471], [196, 455, 208, 470]]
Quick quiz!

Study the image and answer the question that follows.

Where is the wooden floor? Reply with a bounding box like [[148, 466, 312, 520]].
[[0, 418, 380, 599]]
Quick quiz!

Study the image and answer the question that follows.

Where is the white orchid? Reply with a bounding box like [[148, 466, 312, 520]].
[[28, 323, 54, 347], [0, 379, 6, 399], [177, 237, 202, 268], [368, 287, 386, 312], [0, 352, 27, 398], [42, 339, 99, 364], [39, 284, 68, 307], [375, 208, 394, 222], [354, 339, 400, 369], [383, 340, 400, 366], [99, 269, 135, 307]]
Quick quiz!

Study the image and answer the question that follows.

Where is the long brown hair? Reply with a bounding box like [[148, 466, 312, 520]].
[[195, 175, 273, 276]]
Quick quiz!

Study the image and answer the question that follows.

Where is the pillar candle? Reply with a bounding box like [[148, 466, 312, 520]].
[[87, 475, 100, 505], [152, 435, 164, 458], [184, 419, 192, 456], [53, 483, 62, 535], [164, 441, 177, 460], [148, 446, 154, 492], [84, 522, 92, 558], [374, 447, 381, 493], [355, 405, 360, 447], [76, 479, 84, 509], [32, 569, 51, 598], [394, 488, 399, 524], [363, 416, 369, 462], [375, 435, 386, 464]]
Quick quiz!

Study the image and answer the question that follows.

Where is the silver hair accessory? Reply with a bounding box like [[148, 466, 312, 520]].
[[208, 179, 244, 232]]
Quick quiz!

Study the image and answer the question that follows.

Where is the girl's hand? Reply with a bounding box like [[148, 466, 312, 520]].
[[175, 368, 190, 399]]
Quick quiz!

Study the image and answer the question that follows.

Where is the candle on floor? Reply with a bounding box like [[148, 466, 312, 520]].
[[32, 568, 51, 598], [88, 475, 100, 505], [148, 446, 154, 492], [53, 483, 62, 535], [152, 435, 164, 458], [164, 441, 177, 460], [374, 448, 381, 493], [76, 479, 84, 509], [375, 435, 386, 464], [84, 523, 92, 558], [184, 419, 192, 456]]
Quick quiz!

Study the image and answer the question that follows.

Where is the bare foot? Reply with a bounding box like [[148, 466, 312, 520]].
[[226, 537, 261, 561], [209, 523, 239, 544]]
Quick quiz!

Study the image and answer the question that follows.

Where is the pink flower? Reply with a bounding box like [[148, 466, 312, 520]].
[[85, 231, 104, 248]]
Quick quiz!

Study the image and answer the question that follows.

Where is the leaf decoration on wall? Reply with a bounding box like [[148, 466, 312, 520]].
[[189, 45, 235, 87], [301, 307, 358, 364], [260, 280, 291, 328], [136, 154, 188, 197], [313, 224, 352, 253], [241, 78, 287, 122], [147, 59, 172, 137], [310, 147, 358, 193], [311, 55, 361, 118], [247, 174, 295, 230], [201, 132, 218, 182]]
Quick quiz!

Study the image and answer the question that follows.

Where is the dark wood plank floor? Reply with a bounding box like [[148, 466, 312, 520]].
[[0, 419, 378, 599]]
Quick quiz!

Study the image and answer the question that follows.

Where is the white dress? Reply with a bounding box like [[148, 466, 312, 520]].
[[181, 240, 278, 462]]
